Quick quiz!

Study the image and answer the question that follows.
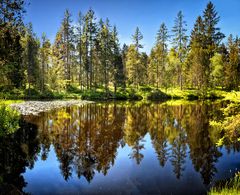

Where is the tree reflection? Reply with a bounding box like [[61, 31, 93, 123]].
[[21, 101, 233, 185], [0, 121, 40, 194], [124, 105, 148, 164], [186, 103, 222, 184]]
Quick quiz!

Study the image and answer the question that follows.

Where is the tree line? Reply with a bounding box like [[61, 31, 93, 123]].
[[0, 0, 239, 96]]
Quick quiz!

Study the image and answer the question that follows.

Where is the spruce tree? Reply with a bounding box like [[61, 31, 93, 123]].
[[172, 11, 188, 90], [0, 0, 25, 88], [76, 11, 84, 89], [39, 33, 51, 92], [202, 1, 225, 88]]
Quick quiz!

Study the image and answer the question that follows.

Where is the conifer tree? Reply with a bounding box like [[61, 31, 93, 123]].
[[22, 23, 40, 94], [0, 0, 25, 88], [149, 23, 168, 88], [172, 11, 188, 90], [188, 16, 206, 89], [62, 9, 75, 87], [202, 1, 225, 88], [126, 27, 144, 87], [82, 9, 97, 89], [111, 25, 124, 94], [39, 33, 51, 92], [225, 35, 240, 90], [76, 11, 84, 89]]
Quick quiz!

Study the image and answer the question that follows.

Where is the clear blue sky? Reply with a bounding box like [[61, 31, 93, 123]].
[[24, 0, 240, 53]]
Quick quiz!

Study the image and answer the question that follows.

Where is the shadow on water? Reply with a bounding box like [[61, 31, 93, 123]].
[[1, 101, 240, 194]]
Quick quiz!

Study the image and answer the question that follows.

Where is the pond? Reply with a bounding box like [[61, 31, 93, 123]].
[[1, 101, 240, 195]]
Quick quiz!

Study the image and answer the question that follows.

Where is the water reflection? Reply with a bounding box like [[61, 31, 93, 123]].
[[0, 121, 40, 194], [1, 101, 240, 194]]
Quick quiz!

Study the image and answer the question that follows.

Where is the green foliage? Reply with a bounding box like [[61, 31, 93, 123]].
[[210, 100, 240, 145], [139, 86, 152, 92], [66, 84, 82, 94], [146, 90, 171, 101], [0, 104, 20, 137], [0, 1, 239, 103], [210, 53, 224, 87], [209, 172, 240, 195], [80, 88, 143, 101]]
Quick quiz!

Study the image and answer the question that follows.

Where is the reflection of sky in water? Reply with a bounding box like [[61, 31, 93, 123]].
[[7, 102, 237, 195], [23, 134, 240, 195]]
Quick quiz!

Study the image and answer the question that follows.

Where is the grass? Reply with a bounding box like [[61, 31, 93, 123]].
[[0, 100, 24, 105], [209, 173, 240, 195], [0, 84, 239, 102]]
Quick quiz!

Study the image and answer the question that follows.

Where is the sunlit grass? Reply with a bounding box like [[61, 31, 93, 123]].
[[209, 173, 240, 195], [0, 100, 24, 105]]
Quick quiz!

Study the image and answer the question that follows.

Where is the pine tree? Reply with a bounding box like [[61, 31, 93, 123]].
[[0, 0, 25, 88], [22, 23, 40, 94], [126, 27, 144, 87], [97, 18, 112, 92], [188, 16, 206, 90], [172, 11, 188, 90], [52, 26, 66, 90], [62, 9, 75, 87], [111, 25, 124, 95], [132, 27, 143, 53], [76, 11, 84, 89], [202, 1, 225, 88], [39, 33, 51, 92], [121, 44, 128, 88], [82, 9, 97, 89], [225, 35, 240, 90], [149, 23, 168, 88]]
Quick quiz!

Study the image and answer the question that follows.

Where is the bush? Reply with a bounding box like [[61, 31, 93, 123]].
[[40, 90, 55, 99], [0, 104, 20, 137], [67, 85, 82, 94], [81, 91, 107, 100], [147, 90, 170, 101], [139, 86, 152, 92], [187, 94, 199, 100], [24, 88, 40, 98], [128, 92, 143, 100], [206, 92, 223, 100], [115, 92, 128, 100]]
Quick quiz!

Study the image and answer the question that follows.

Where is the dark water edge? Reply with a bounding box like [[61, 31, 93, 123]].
[[1, 101, 240, 195]]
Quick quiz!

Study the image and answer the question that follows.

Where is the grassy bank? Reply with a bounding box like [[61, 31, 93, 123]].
[[0, 85, 239, 102]]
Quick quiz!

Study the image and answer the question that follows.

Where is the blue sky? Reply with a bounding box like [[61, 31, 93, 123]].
[[24, 0, 240, 53]]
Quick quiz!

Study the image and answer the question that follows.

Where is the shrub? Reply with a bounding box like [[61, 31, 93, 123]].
[[24, 88, 40, 98], [187, 94, 199, 100], [67, 85, 82, 94], [147, 90, 170, 101], [0, 104, 20, 136], [139, 86, 152, 92]]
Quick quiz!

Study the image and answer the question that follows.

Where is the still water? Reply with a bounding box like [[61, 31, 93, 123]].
[[1, 101, 240, 195]]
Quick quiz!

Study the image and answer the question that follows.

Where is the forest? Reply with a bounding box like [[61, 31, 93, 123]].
[[0, 0, 239, 100], [1, 1, 240, 194]]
